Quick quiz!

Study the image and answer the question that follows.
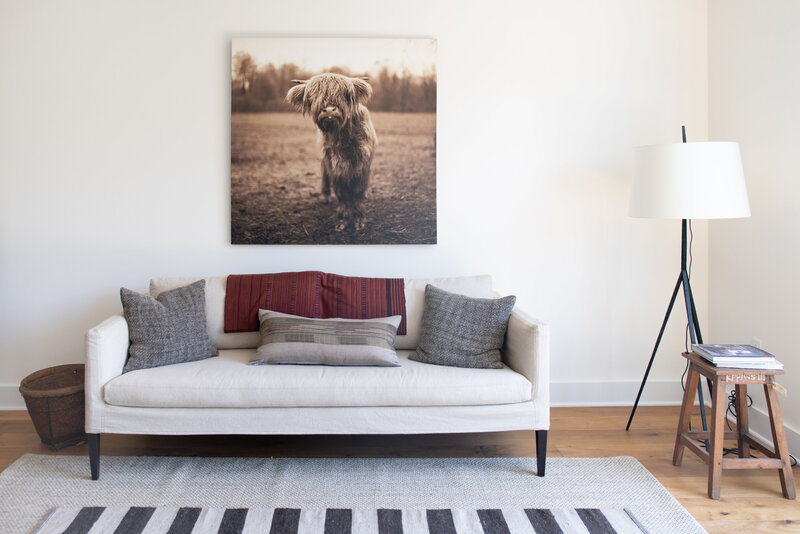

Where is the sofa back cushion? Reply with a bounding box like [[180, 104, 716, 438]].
[[150, 275, 495, 350]]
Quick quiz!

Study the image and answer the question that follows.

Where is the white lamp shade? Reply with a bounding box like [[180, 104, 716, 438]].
[[629, 142, 751, 219]]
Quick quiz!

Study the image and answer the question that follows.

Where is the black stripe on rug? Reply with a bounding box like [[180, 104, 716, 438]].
[[114, 507, 155, 534], [378, 508, 403, 534], [577, 508, 618, 534], [219, 507, 248, 534], [62, 506, 104, 534], [477, 509, 512, 534], [270, 508, 301, 534], [524, 509, 564, 534], [324, 508, 352, 534], [166, 507, 201, 534], [427, 509, 457, 534]]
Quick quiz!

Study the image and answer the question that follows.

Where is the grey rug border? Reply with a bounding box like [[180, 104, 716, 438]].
[[0, 454, 707, 534]]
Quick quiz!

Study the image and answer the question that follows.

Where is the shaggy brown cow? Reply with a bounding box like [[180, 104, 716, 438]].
[[286, 73, 377, 232]]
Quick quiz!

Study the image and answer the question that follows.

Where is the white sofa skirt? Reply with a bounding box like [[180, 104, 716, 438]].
[[88, 401, 542, 436]]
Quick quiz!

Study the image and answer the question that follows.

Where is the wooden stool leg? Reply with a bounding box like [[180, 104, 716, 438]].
[[708, 378, 726, 499], [673, 365, 701, 466], [764, 383, 796, 499], [735, 384, 750, 458]]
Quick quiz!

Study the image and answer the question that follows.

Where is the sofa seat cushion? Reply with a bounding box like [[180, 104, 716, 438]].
[[103, 350, 532, 409]]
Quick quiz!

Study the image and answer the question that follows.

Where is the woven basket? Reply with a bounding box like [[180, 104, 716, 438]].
[[19, 364, 87, 451]]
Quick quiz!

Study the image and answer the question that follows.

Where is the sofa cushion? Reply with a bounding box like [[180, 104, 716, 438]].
[[252, 311, 401, 366], [409, 285, 515, 369], [121, 280, 218, 373], [103, 350, 532, 408]]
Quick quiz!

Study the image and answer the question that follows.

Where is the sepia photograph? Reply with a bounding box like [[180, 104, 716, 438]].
[[230, 37, 437, 245]]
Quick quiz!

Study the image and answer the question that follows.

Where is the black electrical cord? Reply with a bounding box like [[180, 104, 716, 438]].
[[724, 389, 798, 466]]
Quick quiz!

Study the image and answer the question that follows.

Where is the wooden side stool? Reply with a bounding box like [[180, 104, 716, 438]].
[[673, 351, 796, 500]]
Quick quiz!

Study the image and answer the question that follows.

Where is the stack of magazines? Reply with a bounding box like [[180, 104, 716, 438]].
[[691, 344, 783, 370]]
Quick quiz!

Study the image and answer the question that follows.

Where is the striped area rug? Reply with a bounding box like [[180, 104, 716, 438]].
[[34, 506, 646, 534], [1, 455, 704, 533]]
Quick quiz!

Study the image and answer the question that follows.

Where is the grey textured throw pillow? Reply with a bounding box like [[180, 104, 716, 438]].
[[409, 284, 516, 369], [121, 280, 218, 373]]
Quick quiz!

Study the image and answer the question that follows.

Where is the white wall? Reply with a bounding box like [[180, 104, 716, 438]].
[[709, 0, 800, 453], [0, 0, 709, 409]]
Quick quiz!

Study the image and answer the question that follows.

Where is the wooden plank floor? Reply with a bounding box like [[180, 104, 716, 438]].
[[1, 406, 797, 532]]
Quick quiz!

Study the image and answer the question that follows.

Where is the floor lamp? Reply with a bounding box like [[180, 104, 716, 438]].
[[626, 128, 750, 430]]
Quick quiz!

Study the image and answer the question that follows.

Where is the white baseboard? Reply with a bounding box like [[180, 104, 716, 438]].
[[551, 379, 685, 407], [0, 384, 25, 410]]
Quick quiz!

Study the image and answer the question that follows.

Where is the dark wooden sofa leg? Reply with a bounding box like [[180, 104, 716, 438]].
[[88, 433, 100, 480], [535, 430, 548, 477]]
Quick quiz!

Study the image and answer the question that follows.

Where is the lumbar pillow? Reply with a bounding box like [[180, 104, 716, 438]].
[[120, 280, 218, 373], [251, 310, 401, 366], [409, 284, 516, 369]]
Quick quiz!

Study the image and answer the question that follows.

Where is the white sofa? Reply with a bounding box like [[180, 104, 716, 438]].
[[85, 275, 550, 479]]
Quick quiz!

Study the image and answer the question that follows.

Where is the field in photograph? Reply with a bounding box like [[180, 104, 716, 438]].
[[231, 112, 436, 245]]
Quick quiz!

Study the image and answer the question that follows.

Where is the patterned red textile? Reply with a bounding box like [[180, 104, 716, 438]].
[[224, 272, 406, 335]]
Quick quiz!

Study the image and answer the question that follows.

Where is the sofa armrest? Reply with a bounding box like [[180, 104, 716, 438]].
[[85, 314, 129, 433], [503, 307, 550, 429]]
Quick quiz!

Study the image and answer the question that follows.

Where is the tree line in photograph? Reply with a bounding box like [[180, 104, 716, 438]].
[[232, 52, 437, 114]]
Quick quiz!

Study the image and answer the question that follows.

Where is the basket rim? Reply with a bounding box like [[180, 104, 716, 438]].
[[19, 364, 85, 398]]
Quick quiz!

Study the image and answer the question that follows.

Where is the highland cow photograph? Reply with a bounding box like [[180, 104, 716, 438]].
[[231, 37, 437, 245]]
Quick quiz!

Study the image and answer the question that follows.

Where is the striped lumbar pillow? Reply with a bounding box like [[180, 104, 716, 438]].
[[250, 310, 401, 366]]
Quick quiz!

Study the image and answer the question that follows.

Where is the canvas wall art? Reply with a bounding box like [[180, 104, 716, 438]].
[[231, 37, 437, 245]]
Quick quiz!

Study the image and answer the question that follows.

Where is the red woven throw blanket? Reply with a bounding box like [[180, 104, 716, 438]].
[[224, 272, 406, 335]]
